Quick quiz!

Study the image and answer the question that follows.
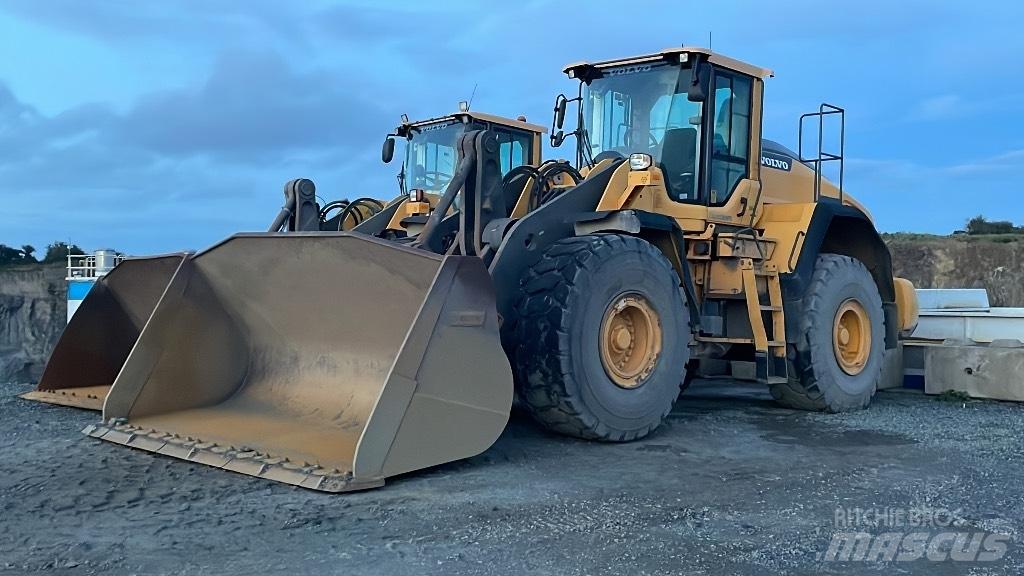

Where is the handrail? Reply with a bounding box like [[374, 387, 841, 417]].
[[798, 103, 845, 203], [66, 252, 126, 280]]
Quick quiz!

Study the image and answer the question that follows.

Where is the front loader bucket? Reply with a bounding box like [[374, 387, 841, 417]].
[[85, 233, 513, 492], [23, 254, 189, 410]]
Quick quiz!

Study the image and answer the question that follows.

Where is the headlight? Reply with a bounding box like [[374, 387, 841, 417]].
[[409, 188, 425, 203], [629, 153, 653, 171]]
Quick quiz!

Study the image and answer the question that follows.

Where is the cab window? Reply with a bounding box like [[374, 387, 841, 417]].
[[650, 93, 703, 202], [709, 72, 752, 205], [493, 128, 533, 174], [591, 90, 631, 151]]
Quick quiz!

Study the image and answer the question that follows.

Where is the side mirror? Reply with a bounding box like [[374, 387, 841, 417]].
[[382, 137, 396, 163], [687, 62, 709, 103], [551, 130, 565, 147], [554, 95, 568, 130]]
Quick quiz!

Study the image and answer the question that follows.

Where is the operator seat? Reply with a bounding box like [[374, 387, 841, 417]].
[[659, 127, 697, 201]]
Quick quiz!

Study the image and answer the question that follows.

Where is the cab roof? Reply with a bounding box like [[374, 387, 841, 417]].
[[563, 46, 773, 80], [403, 111, 546, 134]]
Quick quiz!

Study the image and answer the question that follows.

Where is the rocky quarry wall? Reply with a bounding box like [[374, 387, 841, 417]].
[[0, 264, 65, 383]]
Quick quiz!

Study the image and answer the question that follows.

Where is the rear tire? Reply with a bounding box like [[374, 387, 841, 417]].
[[514, 234, 691, 441], [770, 254, 885, 412]]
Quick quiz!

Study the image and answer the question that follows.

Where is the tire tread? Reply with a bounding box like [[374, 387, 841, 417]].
[[514, 234, 684, 441], [769, 254, 881, 412]]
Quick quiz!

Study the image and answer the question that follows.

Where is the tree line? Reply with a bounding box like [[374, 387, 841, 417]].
[[965, 215, 1024, 236], [0, 242, 85, 266]]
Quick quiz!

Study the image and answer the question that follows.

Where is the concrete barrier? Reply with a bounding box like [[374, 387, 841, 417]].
[[900, 289, 1024, 401], [925, 340, 1024, 401]]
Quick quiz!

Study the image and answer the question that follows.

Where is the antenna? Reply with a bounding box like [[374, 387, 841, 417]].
[[708, 31, 712, 50], [467, 83, 478, 111]]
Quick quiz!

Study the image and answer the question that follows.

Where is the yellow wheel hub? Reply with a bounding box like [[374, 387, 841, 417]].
[[833, 298, 871, 375], [600, 294, 662, 389]]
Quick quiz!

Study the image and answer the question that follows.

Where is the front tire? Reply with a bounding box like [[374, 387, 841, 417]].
[[514, 234, 691, 441], [770, 254, 885, 412]]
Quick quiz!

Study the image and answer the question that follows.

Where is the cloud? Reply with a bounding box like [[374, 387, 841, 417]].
[[0, 0, 307, 47], [0, 84, 39, 130], [115, 51, 388, 161], [849, 148, 1024, 180], [911, 94, 962, 121], [0, 49, 398, 253], [3, 0, 1024, 250], [0, 49, 390, 170], [946, 149, 1024, 175]]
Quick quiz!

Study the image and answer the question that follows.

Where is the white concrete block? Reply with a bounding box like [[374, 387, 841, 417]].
[[925, 343, 1024, 402]]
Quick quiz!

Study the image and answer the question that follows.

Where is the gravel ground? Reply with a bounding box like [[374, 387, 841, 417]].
[[1, 379, 1023, 575]]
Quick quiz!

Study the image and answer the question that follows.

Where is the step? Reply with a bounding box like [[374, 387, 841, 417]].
[[695, 336, 786, 347], [696, 336, 752, 344]]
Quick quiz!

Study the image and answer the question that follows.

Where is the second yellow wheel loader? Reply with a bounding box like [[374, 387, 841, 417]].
[[25, 110, 549, 411], [371, 109, 564, 237], [51, 47, 916, 492]]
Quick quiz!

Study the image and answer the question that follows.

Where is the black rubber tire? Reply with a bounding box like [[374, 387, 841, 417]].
[[770, 254, 885, 412], [513, 234, 691, 441]]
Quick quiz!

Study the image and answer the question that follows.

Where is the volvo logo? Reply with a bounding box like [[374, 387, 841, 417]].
[[607, 64, 653, 76], [419, 121, 456, 132], [761, 152, 792, 172]]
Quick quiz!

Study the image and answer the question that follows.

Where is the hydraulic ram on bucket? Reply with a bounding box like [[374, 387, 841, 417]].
[[85, 233, 513, 492]]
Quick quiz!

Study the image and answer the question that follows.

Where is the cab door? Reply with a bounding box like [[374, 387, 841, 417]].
[[704, 69, 764, 228]]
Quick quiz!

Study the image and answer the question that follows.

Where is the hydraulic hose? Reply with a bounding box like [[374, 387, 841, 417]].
[[333, 197, 386, 231], [535, 162, 583, 206], [268, 193, 297, 232], [319, 200, 351, 222]]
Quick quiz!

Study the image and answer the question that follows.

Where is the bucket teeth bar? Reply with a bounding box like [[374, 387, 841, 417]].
[[21, 385, 109, 410], [83, 421, 384, 492]]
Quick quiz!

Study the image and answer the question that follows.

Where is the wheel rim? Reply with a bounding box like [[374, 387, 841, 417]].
[[600, 294, 662, 389], [833, 298, 871, 375]]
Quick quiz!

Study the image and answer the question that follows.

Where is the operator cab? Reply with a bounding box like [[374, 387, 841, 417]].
[[554, 47, 772, 208], [383, 109, 545, 199]]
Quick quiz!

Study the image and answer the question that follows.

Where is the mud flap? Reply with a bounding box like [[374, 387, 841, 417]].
[[87, 233, 513, 492], [24, 254, 190, 410]]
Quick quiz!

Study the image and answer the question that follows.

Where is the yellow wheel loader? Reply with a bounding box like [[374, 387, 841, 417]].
[[25, 110, 550, 412], [54, 47, 916, 493], [373, 109, 571, 237]]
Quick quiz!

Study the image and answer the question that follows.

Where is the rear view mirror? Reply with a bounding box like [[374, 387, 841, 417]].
[[382, 137, 396, 163], [688, 61, 709, 102], [555, 95, 568, 129], [551, 130, 565, 147]]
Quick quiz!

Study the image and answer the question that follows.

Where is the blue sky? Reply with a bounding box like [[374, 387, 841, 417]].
[[2, 1, 1023, 254]]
